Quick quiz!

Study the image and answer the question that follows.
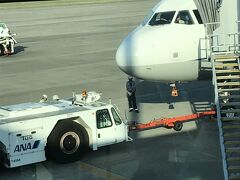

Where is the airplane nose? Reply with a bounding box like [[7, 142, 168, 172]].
[[116, 38, 130, 73], [116, 35, 141, 76]]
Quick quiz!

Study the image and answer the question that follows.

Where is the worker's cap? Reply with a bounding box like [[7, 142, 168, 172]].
[[128, 76, 133, 80]]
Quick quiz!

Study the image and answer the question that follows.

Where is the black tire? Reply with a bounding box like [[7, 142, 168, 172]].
[[47, 121, 89, 163], [173, 121, 183, 131], [0, 45, 4, 56]]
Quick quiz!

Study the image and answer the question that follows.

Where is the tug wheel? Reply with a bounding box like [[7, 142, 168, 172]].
[[173, 121, 183, 131], [47, 120, 88, 163]]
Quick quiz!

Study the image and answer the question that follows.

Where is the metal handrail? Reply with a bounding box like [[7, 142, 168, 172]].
[[211, 55, 229, 180], [204, 22, 221, 58], [238, 54, 240, 70], [208, 33, 240, 53], [205, 21, 240, 54]]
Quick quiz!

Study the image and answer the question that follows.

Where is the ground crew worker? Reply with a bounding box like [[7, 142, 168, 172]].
[[126, 76, 139, 113]]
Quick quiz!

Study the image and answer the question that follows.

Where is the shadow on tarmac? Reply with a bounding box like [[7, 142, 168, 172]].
[[14, 46, 27, 54], [134, 80, 214, 111]]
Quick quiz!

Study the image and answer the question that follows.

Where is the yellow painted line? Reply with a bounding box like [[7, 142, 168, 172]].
[[77, 161, 128, 180]]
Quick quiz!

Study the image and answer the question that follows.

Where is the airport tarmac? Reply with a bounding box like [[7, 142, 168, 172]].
[[0, 0, 224, 179]]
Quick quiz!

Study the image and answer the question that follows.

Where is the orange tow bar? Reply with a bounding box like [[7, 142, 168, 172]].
[[129, 110, 216, 131]]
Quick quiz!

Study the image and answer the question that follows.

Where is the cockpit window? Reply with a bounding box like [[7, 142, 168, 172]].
[[193, 10, 203, 24], [175, 10, 194, 25], [149, 11, 176, 26], [142, 10, 154, 26]]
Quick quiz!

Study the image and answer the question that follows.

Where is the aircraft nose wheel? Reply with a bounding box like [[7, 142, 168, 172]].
[[168, 83, 178, 109], [170, 83, 178, 97], [169, 103, 174, 109]]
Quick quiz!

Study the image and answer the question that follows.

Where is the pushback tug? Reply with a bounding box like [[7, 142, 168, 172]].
[[0, 90, 215, 168]]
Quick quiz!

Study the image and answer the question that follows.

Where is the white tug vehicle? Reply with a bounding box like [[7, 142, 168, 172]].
[[0, 91, 130, 168], [0, 23, 17, 56]]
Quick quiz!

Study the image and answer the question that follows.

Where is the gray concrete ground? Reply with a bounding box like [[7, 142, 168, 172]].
[[0, 0, 224, 179]]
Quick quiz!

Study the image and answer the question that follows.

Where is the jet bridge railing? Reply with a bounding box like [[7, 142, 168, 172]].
[[209, 32, 240, 52], [199, 37, 209, 60], [204, 21, 240, 56], [210, 55, 229, 180], [204, 22, 220, 58], [238, 52, 240, 70]]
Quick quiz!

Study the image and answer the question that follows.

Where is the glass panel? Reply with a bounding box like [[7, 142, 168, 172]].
[[193, 9, 203, 24], [149, 11, 176, 26], [96, 109, 112, 129], [111, 107, 122, 125], [175, 10, 194, 25]]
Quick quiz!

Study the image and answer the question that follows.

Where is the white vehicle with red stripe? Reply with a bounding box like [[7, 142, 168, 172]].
[[0, 91, 130, 168]]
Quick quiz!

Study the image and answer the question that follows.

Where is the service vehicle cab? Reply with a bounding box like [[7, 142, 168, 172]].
[[0, 91, 130, 168]]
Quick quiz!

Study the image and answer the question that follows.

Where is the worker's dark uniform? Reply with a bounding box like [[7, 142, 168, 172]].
[[126, 78, 138, 112]]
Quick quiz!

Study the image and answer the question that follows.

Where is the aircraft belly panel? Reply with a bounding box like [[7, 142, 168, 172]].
[[129, 60, 199, 81]]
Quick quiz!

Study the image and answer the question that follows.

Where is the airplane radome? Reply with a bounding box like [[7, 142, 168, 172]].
[[116, 0, 206, 82]]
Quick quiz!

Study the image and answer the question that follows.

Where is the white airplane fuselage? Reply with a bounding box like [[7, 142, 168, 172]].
[[116, 0, 206, 82]]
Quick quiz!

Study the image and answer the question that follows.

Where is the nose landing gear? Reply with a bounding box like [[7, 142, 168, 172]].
[[170, 83, 178, 97], [169, 83, 178, 109]]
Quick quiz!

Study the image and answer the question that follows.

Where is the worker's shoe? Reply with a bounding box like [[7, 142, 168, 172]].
[[129, 108, 133, 112], [134, 109, 139, 113]]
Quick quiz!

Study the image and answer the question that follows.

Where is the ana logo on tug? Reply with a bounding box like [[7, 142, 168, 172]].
[[14, 140, 40, 153]]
